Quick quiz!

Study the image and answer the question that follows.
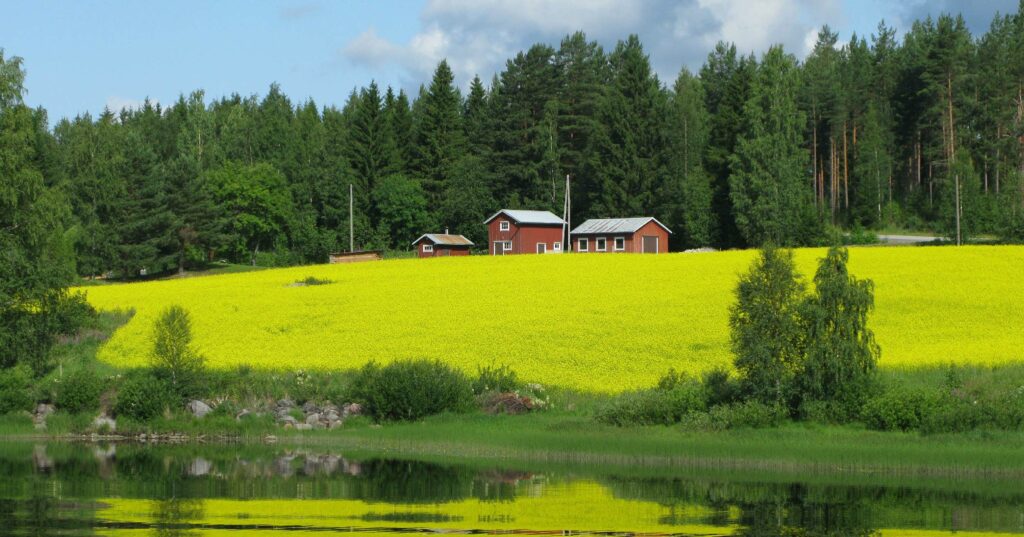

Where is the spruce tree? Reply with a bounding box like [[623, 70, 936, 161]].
[[413, 61, 466, 208], [588, 35, 668, 219], [729, 46, 820, 246], [667, 69, 714, 247]]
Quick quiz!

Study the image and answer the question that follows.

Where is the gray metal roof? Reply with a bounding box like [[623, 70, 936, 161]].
[[483, 209, 565, 226], [411, 234, 475, 246], [570, 217, 673, 235]]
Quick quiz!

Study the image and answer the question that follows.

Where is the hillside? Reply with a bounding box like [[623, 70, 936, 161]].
[[81, 246, 1024, 392]]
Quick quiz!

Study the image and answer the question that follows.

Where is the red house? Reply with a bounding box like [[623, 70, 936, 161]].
[[570, 217, 672, 254], [483, 209, 565, 255], [411, 234, 474, 258]]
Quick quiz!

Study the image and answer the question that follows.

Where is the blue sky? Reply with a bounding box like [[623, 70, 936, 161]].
[[2, 0, 1017, 124]]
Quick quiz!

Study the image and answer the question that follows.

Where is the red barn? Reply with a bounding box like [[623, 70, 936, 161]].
[[483, 209, 565, 255], [411, 234, 474, 258], [570, 217, 672, 254]]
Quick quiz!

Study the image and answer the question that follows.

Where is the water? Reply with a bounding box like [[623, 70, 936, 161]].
[[1, 442, 1023, 536]]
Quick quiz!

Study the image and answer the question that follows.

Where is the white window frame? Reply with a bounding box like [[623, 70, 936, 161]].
[[423, 244, 433, 253], [614, 237, 625, 251], [504, 241, 512, 251], [578, 238, 589, 252], [596, 237, 607, 252], [536, 242, 546, 254], [499, 220, 510, 231], [553, 242, 561, 252]]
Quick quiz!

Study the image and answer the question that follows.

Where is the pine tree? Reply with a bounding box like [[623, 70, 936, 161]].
[[729, 46, 820, 246], [851, 102, 893, 226]]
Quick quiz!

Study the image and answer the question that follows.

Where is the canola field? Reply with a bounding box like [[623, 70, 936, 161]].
[[82, 246, 1024, 392]]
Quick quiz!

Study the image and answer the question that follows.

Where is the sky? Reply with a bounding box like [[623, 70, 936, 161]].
[[1, 0, 1018, 124]]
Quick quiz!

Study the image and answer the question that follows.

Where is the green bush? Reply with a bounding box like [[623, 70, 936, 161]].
[[861, 389, 935, 432], [702, 367, 740, 407], [352, 360, 474, 421], [595, 381, 706, 426], [56, 369, 105, 414], [0, 365, 34, 415], [472, 364, 519, 395], [707, 401, 787, 429], [114, 372, 177, 421]]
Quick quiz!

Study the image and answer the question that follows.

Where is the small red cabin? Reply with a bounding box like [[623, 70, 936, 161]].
[[411, 234, 474, 258], [483, 209, 565, 255], [570, 217, 672, 254]]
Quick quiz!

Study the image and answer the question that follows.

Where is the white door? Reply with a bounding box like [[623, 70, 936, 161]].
[[536, 243, 546, 254]]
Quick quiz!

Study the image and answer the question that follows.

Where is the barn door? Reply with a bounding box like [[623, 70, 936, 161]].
[[493, 241, 505, 255], [642, 236, 658, 253]]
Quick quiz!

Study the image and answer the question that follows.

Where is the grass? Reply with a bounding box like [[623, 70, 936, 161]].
[[79, 246, 1024, 392]]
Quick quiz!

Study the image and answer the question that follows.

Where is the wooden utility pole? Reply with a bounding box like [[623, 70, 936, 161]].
[[955, 173, 962, 246], [349, 184, 354, 252]]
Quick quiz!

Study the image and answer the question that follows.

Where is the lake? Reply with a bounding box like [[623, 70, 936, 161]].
[[1, 441, 1023, 536]]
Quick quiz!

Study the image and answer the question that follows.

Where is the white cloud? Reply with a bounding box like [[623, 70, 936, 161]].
[[341, 0, 843, 88], [105, 96, 153, 113]]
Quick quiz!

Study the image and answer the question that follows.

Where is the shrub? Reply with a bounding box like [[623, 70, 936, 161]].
[[473, 364, 519, 395], [702, 367, 740, 407], [150, 305, 206, 400], [707, 401, 787, 430], [0, 365, 34, 415], [352, 359, 473, 421], [595, 381, 706, 426], [861, 389, 935, 432], [297, 276, 332, 286], [56, 369, 104, 414], [114, 372, 177, 421]]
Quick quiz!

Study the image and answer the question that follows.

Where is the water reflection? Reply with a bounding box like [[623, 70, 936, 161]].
[[0, 442, 1021, 536]]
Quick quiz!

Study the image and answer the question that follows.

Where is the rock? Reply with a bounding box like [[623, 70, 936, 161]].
[[342, 403, 363, 417], [92, 415, 116, 432], [236, 409, 251, 421], [302, 401, 320, 414], [188, 400, 212, 418], [282, 422, 294, 430], [305, 413, 321, 426], [263, 434, 278, 444], [328, 419, 343, 430], [35, 403, 55, 418], [277, 415, 298, 427], [276, 398, 295, 409], [295, 423, 313, 431], [323, 410, 340, 421]]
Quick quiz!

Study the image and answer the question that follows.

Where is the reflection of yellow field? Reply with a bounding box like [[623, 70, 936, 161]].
[[82, 246, 1024, 392], [95, 480, 738, 535]]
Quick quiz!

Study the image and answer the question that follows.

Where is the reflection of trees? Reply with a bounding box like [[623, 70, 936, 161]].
[[152, 497, 204, 537], [347, 459, 474, 504]]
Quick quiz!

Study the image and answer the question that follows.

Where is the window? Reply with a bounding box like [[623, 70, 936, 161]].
[[423, 244, 433, 253], [614, 237, 625, 251], [504, 241, 512, 251], [578, 238, 589, 252], [537, 243, 546, 254], [596, 237, 607, 251], [499, 220, 510, 231], [553, 242, 561, 252]]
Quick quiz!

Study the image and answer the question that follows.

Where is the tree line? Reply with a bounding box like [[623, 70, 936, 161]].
[[5, 6, 1024, 279]]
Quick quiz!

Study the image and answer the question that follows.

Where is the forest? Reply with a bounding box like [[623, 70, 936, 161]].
[[4, 6, 1024, 279]]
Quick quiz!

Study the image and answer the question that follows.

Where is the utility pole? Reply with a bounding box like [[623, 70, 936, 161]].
[[562, 174, 571, 252], [349, 184, 354, 252]]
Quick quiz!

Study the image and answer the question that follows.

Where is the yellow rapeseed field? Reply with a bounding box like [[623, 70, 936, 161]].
[[82, 246, 1024, 392]]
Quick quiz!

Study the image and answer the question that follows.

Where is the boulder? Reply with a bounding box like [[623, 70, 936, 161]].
[[305, 413, 321, 426], [302, 401, 320, 414], [277, 415, 298, 427], [235, 409, 251, 421], [188, 400, 212, 418], [342, 403, 363, 417], [295, 423, 313, 431]]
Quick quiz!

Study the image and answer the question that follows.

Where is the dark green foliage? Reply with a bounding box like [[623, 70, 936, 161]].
[[114, 372, 176, 421], [729, 247, 805, 407], [706, 401, 787, 429], [797, 247, 880, 417], [0, 365, 33, 415], [701, 367, 740, 407], [472, 364, 519, 395], [861, 390, 934, 431], [55, 369, 104, 414], [595, 373, 706, 426], [352, 360, 474, 421], [150, 305, 205, 400], [296, 276, 332, 286]]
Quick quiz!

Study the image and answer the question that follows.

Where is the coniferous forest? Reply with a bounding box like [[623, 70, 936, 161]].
[[5, 7, 1024, 279]]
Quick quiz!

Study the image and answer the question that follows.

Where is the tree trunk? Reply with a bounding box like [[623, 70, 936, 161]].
[[843, 124, 849, 210]]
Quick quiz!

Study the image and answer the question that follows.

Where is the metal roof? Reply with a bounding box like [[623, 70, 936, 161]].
[[570, 217, 673, 235], [411, 233, 475, 247], [483, 209, 565, 226]]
